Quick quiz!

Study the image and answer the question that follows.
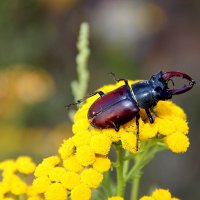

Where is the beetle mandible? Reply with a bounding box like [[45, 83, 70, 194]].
[[66, 71, 196, 151]]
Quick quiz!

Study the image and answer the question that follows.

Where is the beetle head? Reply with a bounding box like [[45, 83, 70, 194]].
[[149, 71, 196, 101]]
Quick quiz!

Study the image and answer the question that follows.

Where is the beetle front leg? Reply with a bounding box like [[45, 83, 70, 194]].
[[65, 91, 104, 109], [109, 72, 129, 85], [145, 108, 154, 123], [136, 113, 140, 151]]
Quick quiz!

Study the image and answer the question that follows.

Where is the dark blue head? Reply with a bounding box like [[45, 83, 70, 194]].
[[131, 71, 195, 109]]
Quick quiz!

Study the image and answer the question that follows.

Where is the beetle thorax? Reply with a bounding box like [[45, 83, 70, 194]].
[[131, 81, 157, 109]]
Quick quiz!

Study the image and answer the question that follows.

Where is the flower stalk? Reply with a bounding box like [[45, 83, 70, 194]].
[[115, 144, 125, 196]]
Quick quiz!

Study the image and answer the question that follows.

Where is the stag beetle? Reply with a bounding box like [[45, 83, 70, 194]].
[[66, 71, 195, 150]]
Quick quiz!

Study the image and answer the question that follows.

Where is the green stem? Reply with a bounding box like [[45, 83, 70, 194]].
[[125, 141, 166, 182], [130, 172, 142, 200], [123, 151, 131, 176], [115, 145, 125, 196]]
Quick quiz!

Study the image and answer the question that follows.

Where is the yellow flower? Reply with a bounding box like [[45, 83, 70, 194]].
[[108, 196, 124, 200], [58, 138, 75, 159], [90, 134, 112, 156], [171, 198, 180, 200], [92, 156, 111, 173], [16, 156, 36, 174], [163, 132, 190, 153], [140, 122, 158, 140], [76, 145, 95, 166], [61, 171, 80, 190], [27, 185, 39, 196], [72, 119, 90, 134], [80, 168, 103, 189], [34, 163, 54, 177], [102, 128, 121, 142], [42, 156, 60, 166], [48, 167, 66, 182], [156, 117, 189, 136], [139, 196, 154, 200], [3, 198, 15, 200], [155, 101, 186, 120], [0, 181, 10, 194], [32, 176, 51, 193], [63, 155, 83, 172], [71, 184, 91, 200], [0, 160, 17, 174], [10, 175, 27, 195], [155, 117, 177, 136], [73, 107, 88, 122], [121, 132, 137, 154], [45, 183, 67, 200], [27, 196, 42, 200], [152, 189, 171, 200], [73, 130, 92, 147]]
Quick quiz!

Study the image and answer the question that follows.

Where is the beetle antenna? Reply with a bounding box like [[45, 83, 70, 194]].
[[108, 72, 118, 82]]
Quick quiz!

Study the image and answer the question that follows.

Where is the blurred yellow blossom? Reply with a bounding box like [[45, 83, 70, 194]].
[[27, 196, 43, 200], [139, 196, 154, 200], [44, 183, 67, 200], [90, 134, 112, 156], [0, 160, 17, 174], [76, 145, 95, 166], [34, 162, 54, 177], [63, 155, 83, 172], [48, 167, 66, 182], [0, 181, 10, 194], [73, 130, 92, 147], [60, 171, 80, 190], [80, 168, 103, 189], [152, 189, 171, 200], [140, 188, 180, 200], [15, 69, 55, 104], [58, 138, 75, 159], [10, 175, 28, 195], [92, 156, 111, 173], [16, 156, 36, 174], [42, 156, 60, 166], [32, 176, 51, 193], [163, 132, 190, 153], [71, 184, 91, 200], [121, 132, 137, 154]]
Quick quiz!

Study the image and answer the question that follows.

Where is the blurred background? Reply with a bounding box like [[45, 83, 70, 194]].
[[0, 0, 199, 199]]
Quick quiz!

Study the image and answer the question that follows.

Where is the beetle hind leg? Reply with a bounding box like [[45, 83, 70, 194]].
[[135, 113, 140, 151], [65, 91, 104, 109], [112, 122, 120, 132]]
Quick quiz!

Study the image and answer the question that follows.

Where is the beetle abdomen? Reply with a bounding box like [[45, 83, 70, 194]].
[[89, 98, 139, 129], [88, 85, 139, 130]]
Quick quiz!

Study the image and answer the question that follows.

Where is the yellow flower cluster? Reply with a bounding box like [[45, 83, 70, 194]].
[[140, 188, 180, 200], [31, 138, 110, 200], [0, 156, 36, 199], [72, 81, 190, 154]]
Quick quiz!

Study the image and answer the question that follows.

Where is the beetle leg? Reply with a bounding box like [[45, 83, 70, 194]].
[[145, 108, 154, 123], [136, 113, 140, 151], [65, 91, 104, 109], [109, 72, 129, 85], [112, 122, 120, 132]]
